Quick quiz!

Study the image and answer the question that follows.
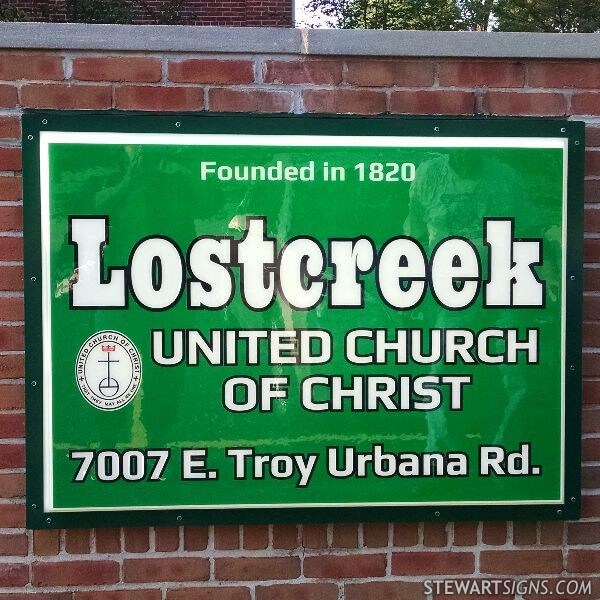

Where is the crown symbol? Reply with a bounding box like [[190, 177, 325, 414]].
[[102, 344, 116, 352]]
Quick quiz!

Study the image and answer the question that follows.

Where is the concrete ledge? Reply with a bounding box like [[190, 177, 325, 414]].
[[1, 22, 600, 58]]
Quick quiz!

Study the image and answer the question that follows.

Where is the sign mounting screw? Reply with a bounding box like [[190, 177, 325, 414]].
[[42, 119, 48, 125], [175, 122, 181, 128], [560, 128, 566, 133]]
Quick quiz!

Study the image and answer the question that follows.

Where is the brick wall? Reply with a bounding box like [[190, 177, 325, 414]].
[[4, 0, 293, 27], [0, 36, 599, 599]]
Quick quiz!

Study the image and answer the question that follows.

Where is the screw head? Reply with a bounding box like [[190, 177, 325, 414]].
[[30, 276, 37, 282], [41, 119, 48, 125], [27, 134, 34, 140], [175, 122, 181, 128], [434, 126, 440, 132], [556, 509, 562, 516], [434, 510, 441, 517], [31, 503, 37, 509], [575, 140, 580, 145], [570, 275, 575, 281], [46, 517, 51, 524], [560, 127, 566, 133], [177, 515, 183, 521], [571, 497, 576, 502], [31, 380, 37, 387]]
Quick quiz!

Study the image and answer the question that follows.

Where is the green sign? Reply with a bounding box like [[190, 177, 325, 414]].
[[24, 113, 583, 528]]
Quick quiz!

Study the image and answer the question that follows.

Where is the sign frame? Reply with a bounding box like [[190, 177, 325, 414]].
[[23, 111, 584, 529]]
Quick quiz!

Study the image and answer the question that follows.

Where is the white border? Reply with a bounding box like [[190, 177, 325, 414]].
[[39, 132, 569, 513]]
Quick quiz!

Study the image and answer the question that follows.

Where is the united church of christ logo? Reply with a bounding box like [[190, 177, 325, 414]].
[[76, 331, 142, 410]]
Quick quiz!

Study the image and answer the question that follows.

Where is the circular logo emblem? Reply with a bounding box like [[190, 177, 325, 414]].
[[75, 331, 142, 411]]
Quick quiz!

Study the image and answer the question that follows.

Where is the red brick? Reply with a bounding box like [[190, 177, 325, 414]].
[[302, 523, 328, 548], [483, 92, 566, 116], [216, 557, 300, 581], [0, 563, 28, 587], [0, 206, 22, 231], [586, 151, 600, 176], [583, 351, 600, 376], [571, 92, 600, 115], [585, 266, 600, 292], [155, 526, 180, 551], [363, 522, 389, 547], [0, 443, 24, 468], [0, 324, 23, 351], [73, 56, 162, 82], [568, 550, 600, 573], [540, 522, 563, 545], [0, 176, 21, 200], [214, 524, 239, 549], [170, 59, 254, 84], [0, 86, 17, 109], [346, 59, 433, 87], [124, 557, 209, 582], [480, 550, 562, 574], [584, 380, 600, 405], [453, 522, 478, 546], [390, 90, 475, 115], [33, 529, 60, 556], [76, 592, 162, 600], [183, 525, 208, 551], [257, 583, 338, 600], [423, 522, 448, 547], [528, 61, 600, 88], [302, 89, 385, 114], [115, 86, 203, 111], [33, 560, 119, 586], [0, 237, 24, 261], [0, 411, 24, 437], [21, 84, 112, 110], [0, 148, 22, 172], [0, 472, 24, 497], [0, 532, 27, 556], [583, 465, 600, 488], [65, 529, 91, 554], [513, 521, 537, 545], [584, 296, 600, 320], [209, 88, 291, 113], [264, 60, 342, 85], [304, 554, 385, 578], [568, 521, 600, 544], [272, 524, 298, 549], [582, 493, 600, 517], [0, 52, 64, 80], [0, 503, 24, 527], [0, 353, 24, 377], [392, 551, 474, 575], [587, 127, 600, 147], [332, 522, 358, 548], [585, 180, 600, 203], [0, 117, 20, 140], [0, 594, 71, 600], [585, 240, 600, 264], [582, 408, 600, 433], [583, 437, 600, 461], [345, 581, 424, 600], [439, 60, 525, 87], [124, 527, 150, 552], [95, 528, 121, 553], [393, 523, 419, 546], [482, 521, 507, 545], [167, 588, 250, 600], [243, 524, 268, 549]]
